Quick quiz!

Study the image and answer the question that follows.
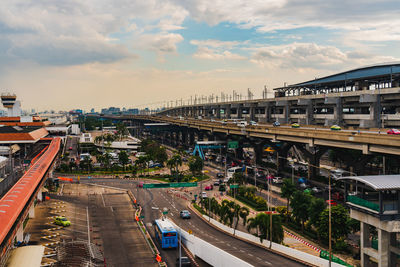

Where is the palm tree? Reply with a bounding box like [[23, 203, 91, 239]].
[[247, 213, 284, 244], [239, 206, 250, 226], [280, 178, 297, 222]]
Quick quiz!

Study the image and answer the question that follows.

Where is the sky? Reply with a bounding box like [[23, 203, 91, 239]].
[[0, 0, 399, 111]]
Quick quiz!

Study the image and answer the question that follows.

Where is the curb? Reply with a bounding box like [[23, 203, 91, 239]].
[[188, 203, 317, 267], [284, 230, 321, 253]]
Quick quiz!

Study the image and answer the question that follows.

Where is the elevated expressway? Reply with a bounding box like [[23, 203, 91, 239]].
[[134, 116, 400, 156]]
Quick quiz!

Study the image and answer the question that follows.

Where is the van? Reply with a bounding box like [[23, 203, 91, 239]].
[[226, 166, 243, 180], [236, 121, 248, 127]]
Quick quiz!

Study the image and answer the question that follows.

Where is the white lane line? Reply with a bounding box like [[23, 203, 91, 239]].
[[256, 257, 261, 261], [264, 261, 272, 265], [248, 253, 253, 257], [239, 250, 244, 253], [101, 194, 106, 207], [110, 206, 113, 212]]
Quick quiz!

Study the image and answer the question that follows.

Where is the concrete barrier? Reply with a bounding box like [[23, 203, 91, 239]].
[[202, 215, 345, 267], [171, 222, 253, 267]]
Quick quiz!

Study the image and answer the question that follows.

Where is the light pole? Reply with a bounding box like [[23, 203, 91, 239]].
[[328, 173, 332, 267]]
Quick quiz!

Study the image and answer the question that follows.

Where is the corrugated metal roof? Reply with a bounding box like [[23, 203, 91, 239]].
[[335, 174, 400, 190], [283, 62, 400, 88]]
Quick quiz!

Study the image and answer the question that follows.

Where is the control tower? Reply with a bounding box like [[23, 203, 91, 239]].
[[1, 93, 21, 117]]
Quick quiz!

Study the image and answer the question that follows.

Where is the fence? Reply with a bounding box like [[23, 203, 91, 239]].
[[347, 195, 379, 212]]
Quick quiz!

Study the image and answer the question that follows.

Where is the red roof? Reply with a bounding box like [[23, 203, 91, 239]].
[[0, 128, 48, 142], [0, 138, 60, 246]]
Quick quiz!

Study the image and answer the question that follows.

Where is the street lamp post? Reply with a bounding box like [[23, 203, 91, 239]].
[[328, 174, 332, 267]]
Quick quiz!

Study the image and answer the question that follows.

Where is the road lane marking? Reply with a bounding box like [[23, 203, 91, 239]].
[[264, 261, 272, 265], [101, 194, 106, 207]]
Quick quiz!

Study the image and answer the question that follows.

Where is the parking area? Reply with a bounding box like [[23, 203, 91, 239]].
[[24, 183, 158, 267]]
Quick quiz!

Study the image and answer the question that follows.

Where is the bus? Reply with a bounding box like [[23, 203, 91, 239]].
[[226, 166, 243, 181], [154, 219, 178, 249]]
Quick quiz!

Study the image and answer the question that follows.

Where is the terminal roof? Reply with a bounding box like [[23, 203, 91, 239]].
[[334, 174, 400, 190], [275, 62, 400, 90]]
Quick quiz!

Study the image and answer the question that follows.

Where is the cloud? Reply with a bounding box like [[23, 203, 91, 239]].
[[193, 47, 246, 60], [250, 42, 397, 70], [175, 0, 400, 41], [0, 0, 188, 66], [138, 33, 184, 54]]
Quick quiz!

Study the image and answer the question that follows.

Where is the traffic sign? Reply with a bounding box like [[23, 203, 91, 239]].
[[230, 184, 239, 189], [170, 182, 197, 188], [143, 182, 198, 189], [228, 141, 239, 149], [143, 183, 170, 188], [162, 211, 168, 215]]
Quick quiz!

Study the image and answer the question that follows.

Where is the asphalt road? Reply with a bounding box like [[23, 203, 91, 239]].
[[83, 178, 305, 267]]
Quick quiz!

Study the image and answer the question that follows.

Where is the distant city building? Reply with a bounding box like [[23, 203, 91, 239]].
[[90, 108, 95, 113], [101, 107, 121, 115]]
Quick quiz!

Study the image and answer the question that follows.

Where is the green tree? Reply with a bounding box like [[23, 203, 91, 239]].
[[291, 191, 312, 232], [233, 172, 246, 185], [79, 155, 92, 173], [280, 178, 297, 222], [188, 156, 204, 176], [308, 197, 326, 240], [167, 154, 183, 178], [116, 123, 128, 141], [239, 206, 250, 226], [118, 151, 130, 170], [247, 213, 284, 244], [317, 205, 351, 244]]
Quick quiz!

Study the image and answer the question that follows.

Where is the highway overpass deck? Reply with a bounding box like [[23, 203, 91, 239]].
[[136, 116, 400, 155]]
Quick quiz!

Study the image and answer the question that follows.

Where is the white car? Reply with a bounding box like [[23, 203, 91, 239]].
[[273, 177, 283, 184], [201, 192, 208, 198], [249, 121, 258, 126], [312, 187, 322, 194]]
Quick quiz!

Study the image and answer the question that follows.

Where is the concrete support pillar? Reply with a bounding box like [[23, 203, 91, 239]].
[[378, 229, 390, 267], [226, 106, 231, 119], [333, 98, 343, 125], [253, 141, 266, 165], [29, 204, 35, 218], [305, 103, 313, 125], [16, 224, 24, 242], [216, 107, 221, 119], [370, 101, 380, 128], [181, 131, 188, 147], [284, 104, 290, 123], [237, 107, 242, 119], [390, 233, 398, 266], [189, 131, 195, 146], [249, 106, 255, 121], [360, 222, 373, 267]]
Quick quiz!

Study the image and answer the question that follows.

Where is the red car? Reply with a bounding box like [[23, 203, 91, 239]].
[[387, 129, 400, 135], [332, 192, 344, 201], [326, 200, 337, 206], [205, 184, 213, 191]]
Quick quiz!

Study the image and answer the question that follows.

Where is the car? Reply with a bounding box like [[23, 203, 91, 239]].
[[176, 257, 191, 267], [54, 216, 71, 227], [205, 184, 213, 190], [180, 210, 191, 219], [291, 123, 300, 128], [273, 121, 281, 127], [218, 184, 226, 192], [326, 199, 337, 206], [387, 128, 400, 135], [272, 177, 283, 184], [299, 183, 308, 189], [311, 186, 322, 194], [249, 121, 258, 126], [138, 182, 143, 188], [68, 146, 73, 150], [149, 162, 162, 168], [201, 192, 208, 198], [330, 125, 341, 131], [332, 192, 344, 201], [213, 180, 220, 186]]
